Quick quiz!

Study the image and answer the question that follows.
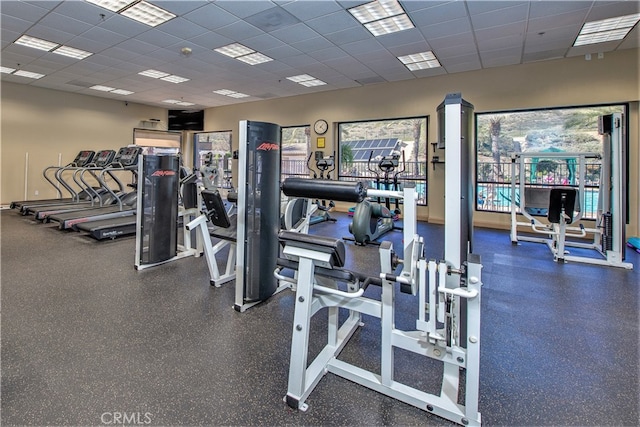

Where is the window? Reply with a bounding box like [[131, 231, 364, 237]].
[[281, 125, 311, 179], [475, 104, 627, 219], [338, 117, 428, 205], [193, 131, 233, 191]]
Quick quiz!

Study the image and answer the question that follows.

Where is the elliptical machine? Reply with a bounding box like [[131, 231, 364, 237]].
[[282, 151, 337, 232], [348, 150, 405, 245], [307, 151, 337, 225]]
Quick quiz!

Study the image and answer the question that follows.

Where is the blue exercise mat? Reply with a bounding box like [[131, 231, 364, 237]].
[[627, 236, 640, 253]]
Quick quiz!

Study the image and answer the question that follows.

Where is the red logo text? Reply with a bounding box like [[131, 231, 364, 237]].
[[256, 142, 279, 151]]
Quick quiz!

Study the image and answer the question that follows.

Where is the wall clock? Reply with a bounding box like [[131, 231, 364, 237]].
[[314, 119, 328, 135]]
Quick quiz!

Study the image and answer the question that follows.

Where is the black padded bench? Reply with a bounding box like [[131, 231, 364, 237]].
[[277, 230, 381, 289]]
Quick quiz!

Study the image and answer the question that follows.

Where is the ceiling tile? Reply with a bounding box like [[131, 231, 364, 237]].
[[136, 29, 184, 49], [39, 12, 95, 37], [153, 17, 209, 40], [182, 3, 239, 30], [306, 10, 360, 34], [214, 20, 263, 41], [290, 36, 334, 53], [271, 23, 320, 44], [470, 4, 529, 30], [281, 0, 343, 21], [0, 15, 33, 36], [420, 17, 473, 40], [376, 28, 427, 49], [323, 26, 371, 45], [215, 1, 277, 19], [410, 1, 469, 27], [0, 1, 53, 22]]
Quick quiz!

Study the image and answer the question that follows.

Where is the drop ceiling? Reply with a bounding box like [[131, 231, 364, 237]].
[[1, 0, 638, 109]]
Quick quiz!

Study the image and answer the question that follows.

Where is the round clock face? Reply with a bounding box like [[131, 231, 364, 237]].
[[314, 119, 328, 135]]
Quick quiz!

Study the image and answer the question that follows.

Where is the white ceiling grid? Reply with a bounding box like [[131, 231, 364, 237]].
[[1, 0, 638, 109]]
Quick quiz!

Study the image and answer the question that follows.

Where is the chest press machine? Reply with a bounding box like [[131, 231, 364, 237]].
[[276, 94, 482, 426]]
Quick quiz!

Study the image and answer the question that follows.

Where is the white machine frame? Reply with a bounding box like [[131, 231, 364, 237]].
[[510, 113, 632, 269], [185, 198, 237, 287], [276, 95, 482, 426]]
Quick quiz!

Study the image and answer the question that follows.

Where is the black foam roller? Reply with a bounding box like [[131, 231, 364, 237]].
[[282, 178, 367, 203]]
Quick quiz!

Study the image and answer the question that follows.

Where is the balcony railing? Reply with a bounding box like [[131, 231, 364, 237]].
[[477, 160, 601, 219]]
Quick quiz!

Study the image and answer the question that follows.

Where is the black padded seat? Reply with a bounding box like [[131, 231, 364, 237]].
[[201, 189, 237, 242], [278, 230, 346, 268], [548, 187, 577, 224]]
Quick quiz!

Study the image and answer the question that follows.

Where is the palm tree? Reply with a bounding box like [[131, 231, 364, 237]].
[[490, 116, 502, 180]]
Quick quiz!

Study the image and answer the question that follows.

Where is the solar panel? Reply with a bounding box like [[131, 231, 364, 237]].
[[342, 138, 400, 163]]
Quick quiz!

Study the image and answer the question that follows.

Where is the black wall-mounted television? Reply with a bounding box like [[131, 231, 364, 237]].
[[168, 109, 204, 131]]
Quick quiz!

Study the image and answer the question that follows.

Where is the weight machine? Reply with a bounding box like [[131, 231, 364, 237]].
[[510, 113, 633, 269], [185, 189, 237, 286], [276, 93, 482, 426], [134, 154, 201, 270]]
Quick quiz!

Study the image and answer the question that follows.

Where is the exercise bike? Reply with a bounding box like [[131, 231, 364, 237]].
[[348, 151, 405, 245]]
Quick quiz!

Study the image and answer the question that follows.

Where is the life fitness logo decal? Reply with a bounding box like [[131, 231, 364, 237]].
[[150, 170, 176, 177], [256, 142, 279, 151]]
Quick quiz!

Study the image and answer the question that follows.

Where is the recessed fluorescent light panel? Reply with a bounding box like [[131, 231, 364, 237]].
[[215, 43, 255, 58], [574, 13, 640, 46], [160, 75, 190, 83], [90, 85, 116, 91], [90, 85, 135, 95], [53, 46, 93, 59], [120, 1, 176, 27], [110, 89, 134, 95], [236, 52, 273, 65], [163, 99, 195, 106], [139, 69, 189, 83], [14, 35, 93, 59], [86, 0, 175, 27], [85, 0, 136, 12], [13, 70, 45, 79], [286, 74, 327, 87], [349, 0, 414, 36], [213, 89, 249, 98], [14, 35, 59, 51], [398, 51, 441, 70], [1, 66, 17, 74], [139, 69, 169, 78], [214, 43, 273, 65]]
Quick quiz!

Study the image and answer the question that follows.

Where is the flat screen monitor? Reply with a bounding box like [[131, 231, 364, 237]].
[[168, 109, 204, 131]]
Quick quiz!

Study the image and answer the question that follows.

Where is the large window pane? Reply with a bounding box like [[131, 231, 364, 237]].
[[476, 104, 626, 219], [193, 131, 233, 192], [338, 117, 428, 205], [281, 125, 311, 179]]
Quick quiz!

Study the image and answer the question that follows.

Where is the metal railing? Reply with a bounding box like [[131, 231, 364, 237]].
[[476, 160, 601, 219], [281, 159, 428, 205]]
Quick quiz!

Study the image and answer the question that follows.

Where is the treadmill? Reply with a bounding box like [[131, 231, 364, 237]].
[[29, 150, 118, 220], [12, 150, 96, 212], [75, 215, 138, 240], [48, 147, 142, 230], [77, 161, 198, 241]]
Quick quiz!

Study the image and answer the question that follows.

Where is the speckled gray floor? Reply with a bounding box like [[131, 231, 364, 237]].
[[1, 209, 638, 426]]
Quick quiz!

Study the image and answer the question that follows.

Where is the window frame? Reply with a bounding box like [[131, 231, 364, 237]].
[[337, 115, 429, 206], [474, 102, 629, 219]]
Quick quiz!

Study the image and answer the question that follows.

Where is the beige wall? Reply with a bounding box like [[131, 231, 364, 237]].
[[1, 83, 166, 204], [2, 49, 638, 237], [203, 49, 639, 236]]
